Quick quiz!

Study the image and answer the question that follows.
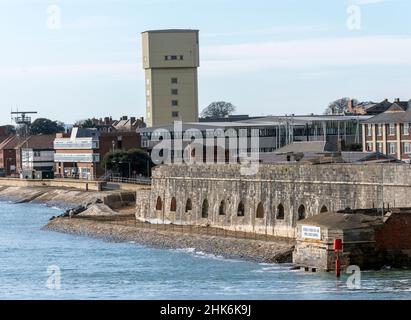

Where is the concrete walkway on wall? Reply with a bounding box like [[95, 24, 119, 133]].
[[0, 178, 151, 192]]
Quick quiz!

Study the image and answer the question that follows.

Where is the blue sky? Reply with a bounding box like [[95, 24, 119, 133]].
[[0, 0, 410, 125]]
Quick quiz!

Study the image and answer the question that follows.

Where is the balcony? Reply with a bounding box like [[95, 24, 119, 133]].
[[54, 138, 99, 150], [54, 153, 100, 163]]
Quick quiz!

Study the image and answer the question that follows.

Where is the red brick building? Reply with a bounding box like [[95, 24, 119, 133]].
[[362, 99, 411, 162], [54, 128, 141, 180], [0, 136, 19, 176]]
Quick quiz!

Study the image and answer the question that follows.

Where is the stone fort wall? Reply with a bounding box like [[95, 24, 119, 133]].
[[136, 164, 411, 238]]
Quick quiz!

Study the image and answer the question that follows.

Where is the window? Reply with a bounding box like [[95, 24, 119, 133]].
[[165, 55, 180, 61], [171, 89, 178, 95], [367, 143, 373, 152], [256, 203, 264, 219], [172, 100, 179, 106], [367, 124, 372, 137], [202, 199, 209, 218], [389, 123, 396, 136], [404, 142, 411, 154], [146, 79, 150, 85], [237, 202, 245, 217], [377, 124, 383, 137], [170, 197, 177, 212], [404, 123, 410, 136], [172, 111, 179, 118], [320, 206, 328, 213], [276, 204, 285, 220], [219, 201, 226, 215], [146, 90, 150, 97], [377, 142, 383, 153], [298, 205, 306, 220], [389, 142, 396, 155], [171, 78, 178, 84], [155, 197, 162, 211], [185, 199, 192, 212]]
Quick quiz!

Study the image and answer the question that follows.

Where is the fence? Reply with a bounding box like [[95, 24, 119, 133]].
[[54, 173, 152, 185], [107, 176, 151, 185], [73, 215, 282, 242]]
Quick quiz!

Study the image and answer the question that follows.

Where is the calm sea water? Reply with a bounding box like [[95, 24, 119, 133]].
[[0, 200, 410, 300]]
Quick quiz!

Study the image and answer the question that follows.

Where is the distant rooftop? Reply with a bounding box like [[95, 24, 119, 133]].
[[142, 29, 199, 34]]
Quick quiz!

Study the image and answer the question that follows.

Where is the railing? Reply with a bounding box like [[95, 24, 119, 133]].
[[54, 173, 152, 185], [54, 173, 95, 181], [107, 176, 151, 185]]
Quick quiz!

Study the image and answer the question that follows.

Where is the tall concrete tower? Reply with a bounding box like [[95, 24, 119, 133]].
[[142, 29, 200, 127]]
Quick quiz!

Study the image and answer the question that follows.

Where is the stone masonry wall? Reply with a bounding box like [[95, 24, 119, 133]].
[[136, 163, 411, 238]]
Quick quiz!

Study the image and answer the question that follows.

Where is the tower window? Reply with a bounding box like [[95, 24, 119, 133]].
[[172, 100, 179, 106], [165, 55, 183, 61], [171, 78, 178, 84], [171, 89, 178, 95], [172, 112, 179, 118]]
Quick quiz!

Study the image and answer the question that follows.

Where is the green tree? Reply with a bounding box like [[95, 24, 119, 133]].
[[324, 98, 359, 115], [101, 148, 153, 177], [75, 119, 97, 128], [201, 101, 236, 118], [29, 118, 65, 135]]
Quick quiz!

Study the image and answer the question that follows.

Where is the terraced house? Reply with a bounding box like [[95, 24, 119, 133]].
[[363, 99, 411, 162]]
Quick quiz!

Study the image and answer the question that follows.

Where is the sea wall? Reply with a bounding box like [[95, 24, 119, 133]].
[[136, 163, 411, 238], [44, 217, 294, 263], [0, 185, 136, 208], [0, 178, 103, 191]]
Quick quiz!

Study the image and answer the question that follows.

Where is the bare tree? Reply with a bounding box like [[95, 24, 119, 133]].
[[201, 101, 236, 118], [324, 98, 358, 115]]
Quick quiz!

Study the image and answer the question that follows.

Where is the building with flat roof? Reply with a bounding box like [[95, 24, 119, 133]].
[[16, 134, 55, 174], [139, 114, 370, 164], [54, 127, 142, 180], [142, 29, 200, 127]]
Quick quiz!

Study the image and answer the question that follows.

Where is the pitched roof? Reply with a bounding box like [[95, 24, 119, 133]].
[[365, 99, 394, 115], [274, 141, 337, 154], [363, 108, 411, 124], [296, 211, 383, 229], [0, 135, 20, 149], [16, 134, 55, 149]]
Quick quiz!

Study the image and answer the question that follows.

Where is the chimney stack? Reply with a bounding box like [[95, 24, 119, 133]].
[[395, 98, 400, 103], [347, 99, 354, 114]]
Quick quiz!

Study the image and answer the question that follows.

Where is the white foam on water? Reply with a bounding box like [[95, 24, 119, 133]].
[[144, 218, 173, 225], [172, 248, 242, 263], [175, 247, 196, 254]]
